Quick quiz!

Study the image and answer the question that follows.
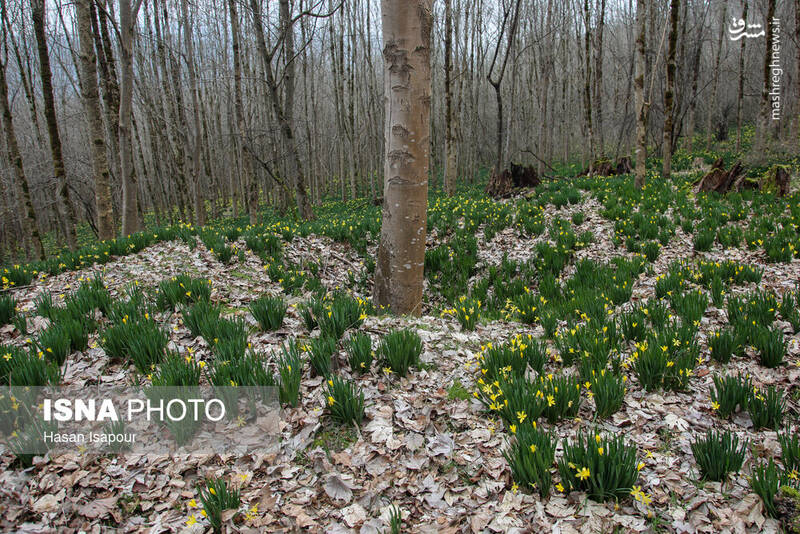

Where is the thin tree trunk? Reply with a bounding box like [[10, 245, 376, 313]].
[[686, 3, 705, 153], [443, 0, 457, 195], [31, 0, 78, 250], [374, 0, 432, 315], [582, 0, 595, 167], [0, 56, 45, 260], [181, 0, 206, 227], [736, 1, 748, 152], [487, 0, 522, 173], [757, 0, 777, 151], [795, 0, 800, 144], [228, 0, 258, 225], [594, 0, 606, 156], [662, 0, 679, 180], [119, 0, 143, 236], [250, 0, 314, 220], [705, 2, 727, 151], [76, 0, 114, 241], [634, 0, 647, 189]]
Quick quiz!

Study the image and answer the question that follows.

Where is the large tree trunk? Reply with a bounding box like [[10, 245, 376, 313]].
[[443, 0, 457, 196], [662, 0, 679, 181], [374, 0, 432, 316], [76, 0, 114, 241], [31, 0, 78, 250], [634, 0, 647, 189], [0, 57, 45, 260]]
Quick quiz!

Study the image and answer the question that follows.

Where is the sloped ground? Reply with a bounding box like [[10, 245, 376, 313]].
[[1, 181, 799, 534]]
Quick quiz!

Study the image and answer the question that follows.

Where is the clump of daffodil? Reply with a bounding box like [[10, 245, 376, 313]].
[[196, 477, 241, 533], [557, 430, 639, 502], [325, 375, 364, 425]]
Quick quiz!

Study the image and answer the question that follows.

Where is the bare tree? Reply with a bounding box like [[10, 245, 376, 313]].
[[705, 1, 726, 151], [736, 0, 748, 152], [487, 0, 521, 173], [374, 0, 432, 315], [228, 0, 258, 224], [0, 47, 45, 259], [634, 0, 647, 189], [662, 0, 680, 180], [756, 0, 777, 152], [443, 0, 457, 196], [181, 0, 206, 226], [119, 0, 145, 236], [31, 0, 78, 249], [76, 0, 113, 241]]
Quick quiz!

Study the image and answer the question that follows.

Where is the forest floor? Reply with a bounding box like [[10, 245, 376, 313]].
[[1, 162, 800, 533]]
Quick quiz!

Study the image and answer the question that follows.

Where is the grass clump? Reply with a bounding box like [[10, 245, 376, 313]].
[[6, 349, 60, 386], [102, 317, 168, 375], [691, 429, 747, 481], [443, 295, 481, 330], [307, 336, 337, 377], [183, 300, 222, 338], [150, 351, 202, 386], [35, 324, 72, 366], [503, 424, 556, 497], [747, 386, 785, 430], [557, 431, 639, 502], [693, 228, 715, 252], [0, 294, 16, 325], [670, 289, 708, 326], [708, 328, 740, 363], [749, 459, 782, 518], [541, 374, 581, 423], [475, 375, 546, 427], [345, 332, 373, 373], [751, 326, 787, 368], [710, 373, 751, 419], [249, 296, 287, 331], [779, 431, 800, 474], [379, 329, 422, 377], [478, 342, 527, 380], [589, 369, 627, 419], [197, 478, 240, 534], [324, 375, 365, 426], [208, 349, 274, 388], [155, 275, 211, 311], [277, 340, 302, 407], [317, 292, 366, 341]]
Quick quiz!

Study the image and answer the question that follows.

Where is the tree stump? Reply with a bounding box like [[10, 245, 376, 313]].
[[509, 162, 540, 188], [615, 157, 632, 175], [486, 168, 513, 198], [775, 486, 800, 534], [696, 159, 745, 193], [760, 165, 791, 197]]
